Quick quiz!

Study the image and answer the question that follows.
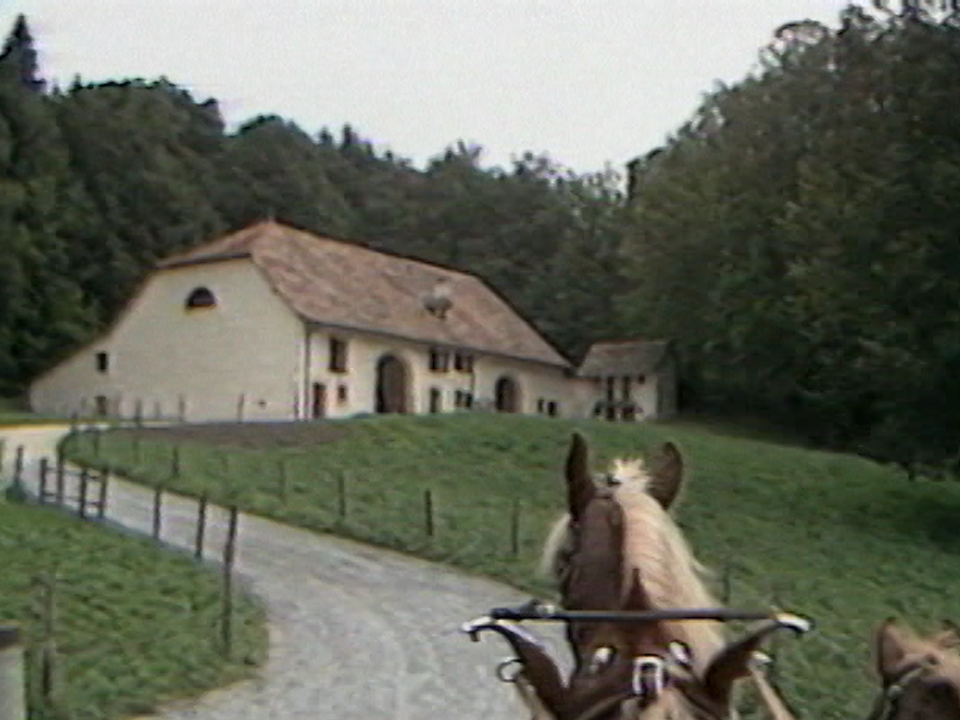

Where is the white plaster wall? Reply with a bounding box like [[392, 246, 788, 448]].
[[304, 327, 579, 418], [29, 259, 304, 422], [576, 373, 664, 420]]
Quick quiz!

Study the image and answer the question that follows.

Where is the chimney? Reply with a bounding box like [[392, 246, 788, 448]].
[[423, 279, 453, 320]]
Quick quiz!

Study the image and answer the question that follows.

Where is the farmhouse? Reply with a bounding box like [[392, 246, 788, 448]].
[[28, 221, 678, 422]]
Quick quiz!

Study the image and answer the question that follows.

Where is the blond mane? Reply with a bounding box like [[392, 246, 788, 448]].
[[539, 457, 726, 673]]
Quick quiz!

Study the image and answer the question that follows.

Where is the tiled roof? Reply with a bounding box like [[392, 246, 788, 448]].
[[577, 340, 672, 377], [158, 221, 571, 368]]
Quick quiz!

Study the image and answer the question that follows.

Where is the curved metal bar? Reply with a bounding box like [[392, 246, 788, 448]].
[[484, 598, 814, 627]]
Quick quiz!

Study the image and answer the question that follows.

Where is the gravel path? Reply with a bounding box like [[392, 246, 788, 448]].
[[1, 424, 570, 720]]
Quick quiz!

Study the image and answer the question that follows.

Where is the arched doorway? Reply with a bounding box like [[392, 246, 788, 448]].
[[494, 376, 520, 413], [375, 354, 409, 414]]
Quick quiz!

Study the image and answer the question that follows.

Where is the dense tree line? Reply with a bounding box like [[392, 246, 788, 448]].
[[3, 3, 960, 475], [624, 1, 960, 474]]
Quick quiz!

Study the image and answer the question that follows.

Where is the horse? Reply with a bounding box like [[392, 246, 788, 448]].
[[539, 433, 724, 678], [463, 431, 809, 720], [746, 617, 960, 720]]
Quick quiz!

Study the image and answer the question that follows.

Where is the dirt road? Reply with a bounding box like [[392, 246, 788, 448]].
[[0, 424, 569, 720]]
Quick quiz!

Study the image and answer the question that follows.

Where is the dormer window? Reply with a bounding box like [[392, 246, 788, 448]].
[[185, 287, 217, 310]]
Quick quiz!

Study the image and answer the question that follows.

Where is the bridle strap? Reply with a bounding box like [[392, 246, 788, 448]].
[[864, 663, 929, 720]]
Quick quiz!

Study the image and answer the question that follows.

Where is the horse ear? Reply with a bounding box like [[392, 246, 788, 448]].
[[931, 620, 960, 649], [876, 618, 914, 681], [647, 442, 684, 510], [566, 432, 595, 522]]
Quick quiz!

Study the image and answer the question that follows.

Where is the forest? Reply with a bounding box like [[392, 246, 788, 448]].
[[1, 1, 959, 475]]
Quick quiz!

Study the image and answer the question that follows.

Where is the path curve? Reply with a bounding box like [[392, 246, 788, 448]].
[[1, 424, 570, 720]]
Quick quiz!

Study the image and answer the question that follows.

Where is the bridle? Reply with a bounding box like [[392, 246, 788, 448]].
[[464, 604, 811, 720], [497, 649, 690, 720], [864, 661, 937, 720]]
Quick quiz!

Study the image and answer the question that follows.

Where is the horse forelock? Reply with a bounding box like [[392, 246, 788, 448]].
[[610, 459, 725, 672]]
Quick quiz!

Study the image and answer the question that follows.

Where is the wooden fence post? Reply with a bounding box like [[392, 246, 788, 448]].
[[423, 489, 435, 538], [337, 473, 347, 520], [277, 460, 288, 502], [220, 506, 240, 658], [37, 458, 49, 505], [54, 454, 65, 505], [195, 495, 208, 561], [510, 498, 521, 557], [171, 446, 181, 479], [152, 485, 163, 540], [721, 564, 733, 605], [12, 446, 23, 488], [96, 470, 109, 520], [78, 468, 89, 520], [37, 575, 58, 709], [0, 624, 26, 720]]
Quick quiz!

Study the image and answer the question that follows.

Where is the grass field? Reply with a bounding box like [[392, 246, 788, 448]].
[[59, 413, 960, 720], [0, 498, 267, 720]]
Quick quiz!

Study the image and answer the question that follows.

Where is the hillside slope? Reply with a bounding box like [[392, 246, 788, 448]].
[[61, 414, 960, 719], [0, 498, 266, 720]]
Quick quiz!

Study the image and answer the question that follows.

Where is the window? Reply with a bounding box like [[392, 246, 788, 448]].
[[337, 384, 348, 404], [94, 395, 109, 417], [329, 337, 348, 373], [454, 352, 474, 373], [454, 390, 475, 409], [185, 287, 217, 309], [429, 348, 450, 372], [537, 398, 545, 414], [637, 374, 647, 384], [429, 388, 442, 413], [95, 352, 109, 374], [547, 401, 559, 417], [621, 376, 632, 400], [605, 377, 616, 401]]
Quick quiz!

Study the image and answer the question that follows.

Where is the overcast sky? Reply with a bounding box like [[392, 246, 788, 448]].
[[6, 1, 853, 174]]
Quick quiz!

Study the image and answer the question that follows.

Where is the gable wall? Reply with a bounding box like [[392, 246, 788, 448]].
[[29, 259, 304, 421]]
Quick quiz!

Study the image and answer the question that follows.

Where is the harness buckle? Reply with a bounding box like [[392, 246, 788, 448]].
[[631, 655, 667, 699]]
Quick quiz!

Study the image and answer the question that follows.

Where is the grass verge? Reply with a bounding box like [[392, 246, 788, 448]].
[[60, 412, 960, 720], [0, 498, 267, 720]]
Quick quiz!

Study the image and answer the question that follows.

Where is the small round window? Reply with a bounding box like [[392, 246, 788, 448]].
[[185, 287, 217, 309]]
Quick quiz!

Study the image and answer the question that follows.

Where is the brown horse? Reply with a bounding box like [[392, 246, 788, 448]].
[[539, 433, 724, 678], [463, 432, 810, 720], [747, 618, 960, 720]]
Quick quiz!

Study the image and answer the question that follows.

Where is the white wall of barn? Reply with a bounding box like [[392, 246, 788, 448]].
[[302, 327, 580, 419], [28, 258, 305, 422]]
